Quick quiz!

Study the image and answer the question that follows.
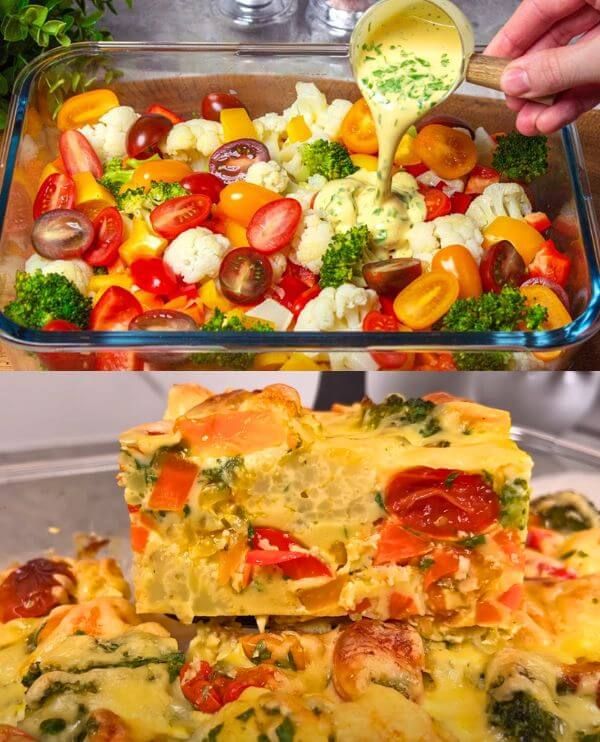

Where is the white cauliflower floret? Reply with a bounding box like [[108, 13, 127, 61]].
[[79, 105, 139, 162], [283, 83, 352, 140], [253, 112, 287, 160], [314, 98, 353, 140], [295, 284, 379, 331], [330, 351, 378, 371], [416, 170, 465, 196], [160, 119, 224, 170], [405, 214, 484, 265], [290, 209, 334, 274], [163, 227, 230, 284], [466, 182, 532, 229], [278, 141, 309, 181], [25, 254, 92, 295], [245, 160, 290, 194]]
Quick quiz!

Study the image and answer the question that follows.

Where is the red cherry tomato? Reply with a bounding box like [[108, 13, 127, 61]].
[[403, 163, 428, 178], [201, 92, 246, 122], [180, 172, 224, 204], [40, 320, 92, 371], [83, 207, 123, 267], [363, 310, 398, 333], [249, 527, 331, 579], [126, 113, 173, 159], [450, 192, 474, 214], [386, 467, 499, 539], [59, 130, 102, 179], [247, 198, 302, 254], [130, 258, 179, 297], [209, 139, 269, 184], [146, 103, 183, 125], [32, 208, 94, 260], [150, 194, 211, 240], [219, 666, 275, 705], [0, 558, 74, 622], [362, 311, 414, 370], [465, 165, 500, 195], [480, 240, 526, 293], [219, 247, 273, 304], [33, 173, 75, 219], [423, 188, 452, 221], [129, 308, 198, 332], [90, 286, 143, 330]]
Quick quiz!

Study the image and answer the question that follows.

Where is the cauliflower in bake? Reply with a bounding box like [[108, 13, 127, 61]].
[[405, 214, 484, 265], [245, 160, 290, 194], [466, 182, 532, 229], [79, 106, 139, 162], [160, 119, 224, 171], [163, 227, 230, 284], [25, 254, 92, 295], [291, 209, 335, 274], [295, 283, 379, 331]]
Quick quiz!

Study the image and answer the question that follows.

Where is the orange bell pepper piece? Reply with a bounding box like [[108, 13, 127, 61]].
[[148, 453, 199, 512]]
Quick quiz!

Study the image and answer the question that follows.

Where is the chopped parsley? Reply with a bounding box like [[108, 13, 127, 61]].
[[459, 534, 486, 549], [374, 492, 386, 510], [40, 719, 67, 735], [250, 640, 272, 665], [276, 716, 296, 742]]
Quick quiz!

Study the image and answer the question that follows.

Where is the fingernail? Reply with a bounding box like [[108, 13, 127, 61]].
[[502, 68, 530, 96]]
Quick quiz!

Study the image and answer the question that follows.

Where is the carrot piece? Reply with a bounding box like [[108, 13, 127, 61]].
[[374, 521, 431, 566], [476, 600, 503, 625], [148, 453, 198, 511], [498, 584, 523, 610]]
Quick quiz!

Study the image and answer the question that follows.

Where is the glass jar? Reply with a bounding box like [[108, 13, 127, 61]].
[[211, 0, 297, 27], [306, 0, 376, 36]]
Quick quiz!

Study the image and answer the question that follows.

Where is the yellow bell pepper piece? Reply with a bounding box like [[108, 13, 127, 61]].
[[74, 172, 116, 208], [223, 218, 248, 248], [286, 115, 312, 144], [119, 215, 168, 264], [351, 154, 378, 172], [281, 353, 321, 370], [39, 162, 62, 185], [394, 130, 421, 167], [253, 352, 290, 370], [57, 89, 120, 131], [221, 108, 258, 142], [89, 273, 134, 304], [198, 280, 236, 313], [483, 216, 545, 264]]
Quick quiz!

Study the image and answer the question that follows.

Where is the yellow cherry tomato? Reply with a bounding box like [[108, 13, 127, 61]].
[[119, 215, 168, 264], [198, 279, 236, 313], [341, 98, 378, 155], [287, 115, 312, 144], [393, 271, 460, 330], [220, 107, 258, 142], [124, 160, 192, 192], [222, 218, 249, 248], [73, 172, 116, 207], [351, 154, 378, 172], [431, 244, 482, 299], [483, 216, 545, 265], [414, 124, 477, 179], [218, 182, 282, 227], [394, 131, 421, 167], [520, 284, 572, 362], [57, 89, 120, 131]]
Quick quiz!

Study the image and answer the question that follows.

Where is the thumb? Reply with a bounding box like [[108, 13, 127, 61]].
[[500, 37, 600, 98]]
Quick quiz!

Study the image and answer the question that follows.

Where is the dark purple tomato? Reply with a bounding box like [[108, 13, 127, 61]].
[[32, 208, 94, 259], [417, 114, 475, 139], [362, 258, 423, 295], [201, 92, 246, 122], [480, 241, 526, 293], [209, 138, 269, 184], [126, 114, 173, 159], [219, 247, 273, 304]]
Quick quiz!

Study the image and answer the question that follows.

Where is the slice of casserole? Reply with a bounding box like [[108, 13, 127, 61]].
[[118, 385, 532, 628]]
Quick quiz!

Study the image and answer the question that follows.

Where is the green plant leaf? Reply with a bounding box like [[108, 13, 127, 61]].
[[43, 20, 67, 35], [21, 5, 49, 27], [2, 17, 28, 42], [55, 32, 71, 46]]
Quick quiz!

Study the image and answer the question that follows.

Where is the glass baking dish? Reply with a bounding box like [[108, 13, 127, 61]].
[[1, 42, 599, 371]]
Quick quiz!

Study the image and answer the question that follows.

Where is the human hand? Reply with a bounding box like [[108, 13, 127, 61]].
[[486, 0, 600, 134]]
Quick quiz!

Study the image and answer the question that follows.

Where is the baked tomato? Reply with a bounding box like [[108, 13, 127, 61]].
[[180, 660, 273, 713], [247, 527, 331, 579], [33, 173, 76, 219], [0, 558, 74, 622], [414, 125, 477, 180], [150, 194, 211, 239]]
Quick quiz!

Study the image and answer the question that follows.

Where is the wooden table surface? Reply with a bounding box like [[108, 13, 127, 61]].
[[2, 108, 600, 372]]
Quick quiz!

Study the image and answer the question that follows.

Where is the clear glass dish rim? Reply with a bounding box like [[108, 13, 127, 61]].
[[1, 41, 599, 353]]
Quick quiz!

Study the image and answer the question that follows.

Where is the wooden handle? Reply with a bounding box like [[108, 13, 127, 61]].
[[466, 53, 554, 106]]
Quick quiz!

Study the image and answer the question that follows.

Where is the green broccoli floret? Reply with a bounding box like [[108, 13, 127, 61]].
[[319, 224, 374, 289], [361, 394, 438, 431], [452, 351, 512, 371], [301, 138, 357, 181], [115, 180, 187, 215], [488, 691, 562, 742], [115, 186, 146, 215], [4, 270, 91, 329], [99, 155, 161, 197], [191, 308, 274, 370], [492, 131, 549, 183]]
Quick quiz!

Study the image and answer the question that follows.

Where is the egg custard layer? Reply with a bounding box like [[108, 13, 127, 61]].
[[118, 384, 532, 626]]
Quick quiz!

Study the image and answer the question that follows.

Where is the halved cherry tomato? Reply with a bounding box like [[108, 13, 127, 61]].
[[340, 98, 378, 155], [32, 208, 94, 260], [218, 181, 282, 227], [0, 558, 74, 622], [450, 192, 474, 214], [219, 247, 273, 304], [374, 520, 431, 565], [59, 130, 103, 179], [431, 244, 482, 299], [201, 92, 246, 122], [146, 103, 183, 125], [362, 311, 415, 370], [33, 173, 75, 219], [480, 240, 526, 293], [247, 198, 302, 254], [125, 160, 193, 192], [56, 89, 119, 131], [40, 320, 92, 371], [521, 277, 569, 311], [465, 165, 500, 195], [84, 207, 123, 267], [150, 194, 211, 240], [385, 467, 499, 539], [393, 271, 459, 330], [90, 286, 143, 330], [130, 258, 180, 298], [209, 139, 269, 184], [482, 216, 545, 264], [423, 188, 451, 221], [528, 240, 571, 287], [414, 125, 477, 180], [126, 114, 173, 159], [180, 172, 224, 203]]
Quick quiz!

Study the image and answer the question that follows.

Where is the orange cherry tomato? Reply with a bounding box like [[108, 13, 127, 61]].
[[125, 160, 192, 192], [431, 244, 482, 299], [218, 181, 282, 227], [340, 99, 378, 155], [520, 284, 572, 362], [414, 125, 477, 180], [393, 271, 459, 330], [56, 89, 119, 131]]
